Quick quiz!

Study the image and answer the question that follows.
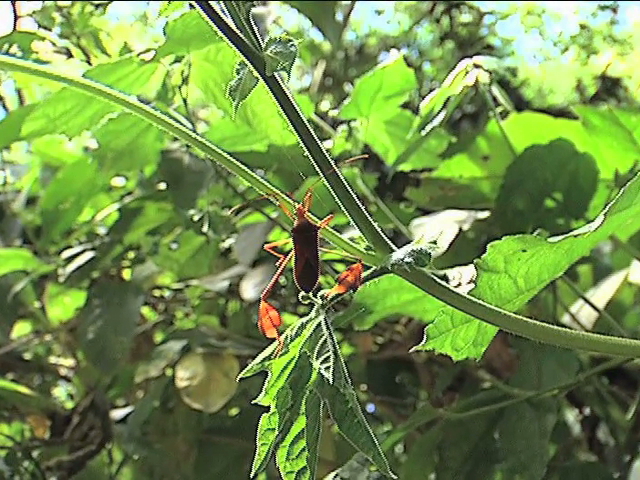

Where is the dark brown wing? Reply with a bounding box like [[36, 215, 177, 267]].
[[291, 221, 320, 293]]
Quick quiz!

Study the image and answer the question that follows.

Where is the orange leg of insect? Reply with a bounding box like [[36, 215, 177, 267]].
[[258, 250, 294, 355], [263, 238, 292, 261]]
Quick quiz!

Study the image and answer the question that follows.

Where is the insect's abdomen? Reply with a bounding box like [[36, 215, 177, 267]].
[[291, 221, 320, 293]]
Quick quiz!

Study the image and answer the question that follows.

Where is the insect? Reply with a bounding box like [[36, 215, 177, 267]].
[[255, 156, 368, 352]]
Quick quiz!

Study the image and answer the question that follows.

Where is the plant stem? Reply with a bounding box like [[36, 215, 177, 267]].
[[0, 54, 373, 267], [5, 47, 640, 357], [193, 1, 396, 257]]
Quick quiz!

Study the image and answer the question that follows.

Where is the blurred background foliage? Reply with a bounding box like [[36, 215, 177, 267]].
[[0, 1, 640, 479]]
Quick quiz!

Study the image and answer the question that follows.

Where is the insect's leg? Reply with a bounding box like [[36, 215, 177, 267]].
[[263, 238, 292, 261], [260, 250, 294, 301], [317, 214, 335, 229]]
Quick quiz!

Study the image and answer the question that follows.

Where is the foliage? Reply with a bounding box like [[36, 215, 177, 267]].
[[0, 1, 639, 479]]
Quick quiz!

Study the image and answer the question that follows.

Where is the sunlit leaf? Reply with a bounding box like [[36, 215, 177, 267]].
[[416, 171, 640, 360]]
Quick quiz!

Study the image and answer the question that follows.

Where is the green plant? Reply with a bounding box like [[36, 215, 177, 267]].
[[1, 1, 640, 479]]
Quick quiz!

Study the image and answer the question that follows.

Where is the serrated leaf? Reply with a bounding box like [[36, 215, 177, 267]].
[[416, 171, 640, 360], [0, 248, 44, 276], [252, 407, 280, 476], [338, 54, 417, 121], [77, 279, 144, 376], [264, 35, 297, 77], [227, 61, 259, 116], [320, 376, 396, 479], [225, 1, 263, 51], [275, 391, 322, 480]]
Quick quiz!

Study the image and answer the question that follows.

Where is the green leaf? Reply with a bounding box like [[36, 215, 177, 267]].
[[93, 113, 166, 175], [77, 279, 144, 376], [39, 157, 104, 244], [43, 282, 87, 326], [225, 1, 263, 52], [400, 426, 442, 480], [320, 377, 395, 479], [241, 308, 394, 479], [156, 10, 221, 57], [436, 409, 501, 480], [264, 35, 298, 77], [362, 108, 450, 167], [493, 139, 599, 235], [338, 55, 417, 121], [0, 104, 36, 150], [345, 275, 442, 330], [0, 378, 59, 414], [417, 171, 640, 360], [275, 392, 322, 480], [287, 1, 342, 47], [496, 340, 579, 480], [227, 61, 259, 116], [575, 105, 640, 179], [0, 248, 43, 276], [21, 57, 166, 139]]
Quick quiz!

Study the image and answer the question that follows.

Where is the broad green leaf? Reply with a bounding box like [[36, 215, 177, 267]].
[[497, 400, 558, 480], [43, 282, 87, 325], [94, 113, 166, 174], [575, 105, 640, 179], [264, 35, 298, 78], [400, 426, 442, 480], [496, 340, 579, 480], [156, 10, 220, 57], [77, 279, 144, 376], [417, 171, 640, 360], [338, 55, 417, 121], [362, 108, 450, 167], [188, 42, 238, 116], [436, 408, 501, 480], [21, 57, 166, 139], [287, 1, 342, 47], [0, 248, 43, 276], [189, 42, 297, 149], [155, 150, 213, 210], [39, 157, 104, 244], [343, 275, 443, 330], [227, 61, 259, 116], [0, 104, 35, 150], [493, 139, 599, 235], [508, 337, 580, 390], [31, 134, 88, 167]]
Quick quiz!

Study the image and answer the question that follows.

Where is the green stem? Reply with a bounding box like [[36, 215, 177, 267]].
[[192, 1, 396, 257], [0, 54, 373, 267], [4, 38, 640, 357], [397, 268, 640, 356]]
